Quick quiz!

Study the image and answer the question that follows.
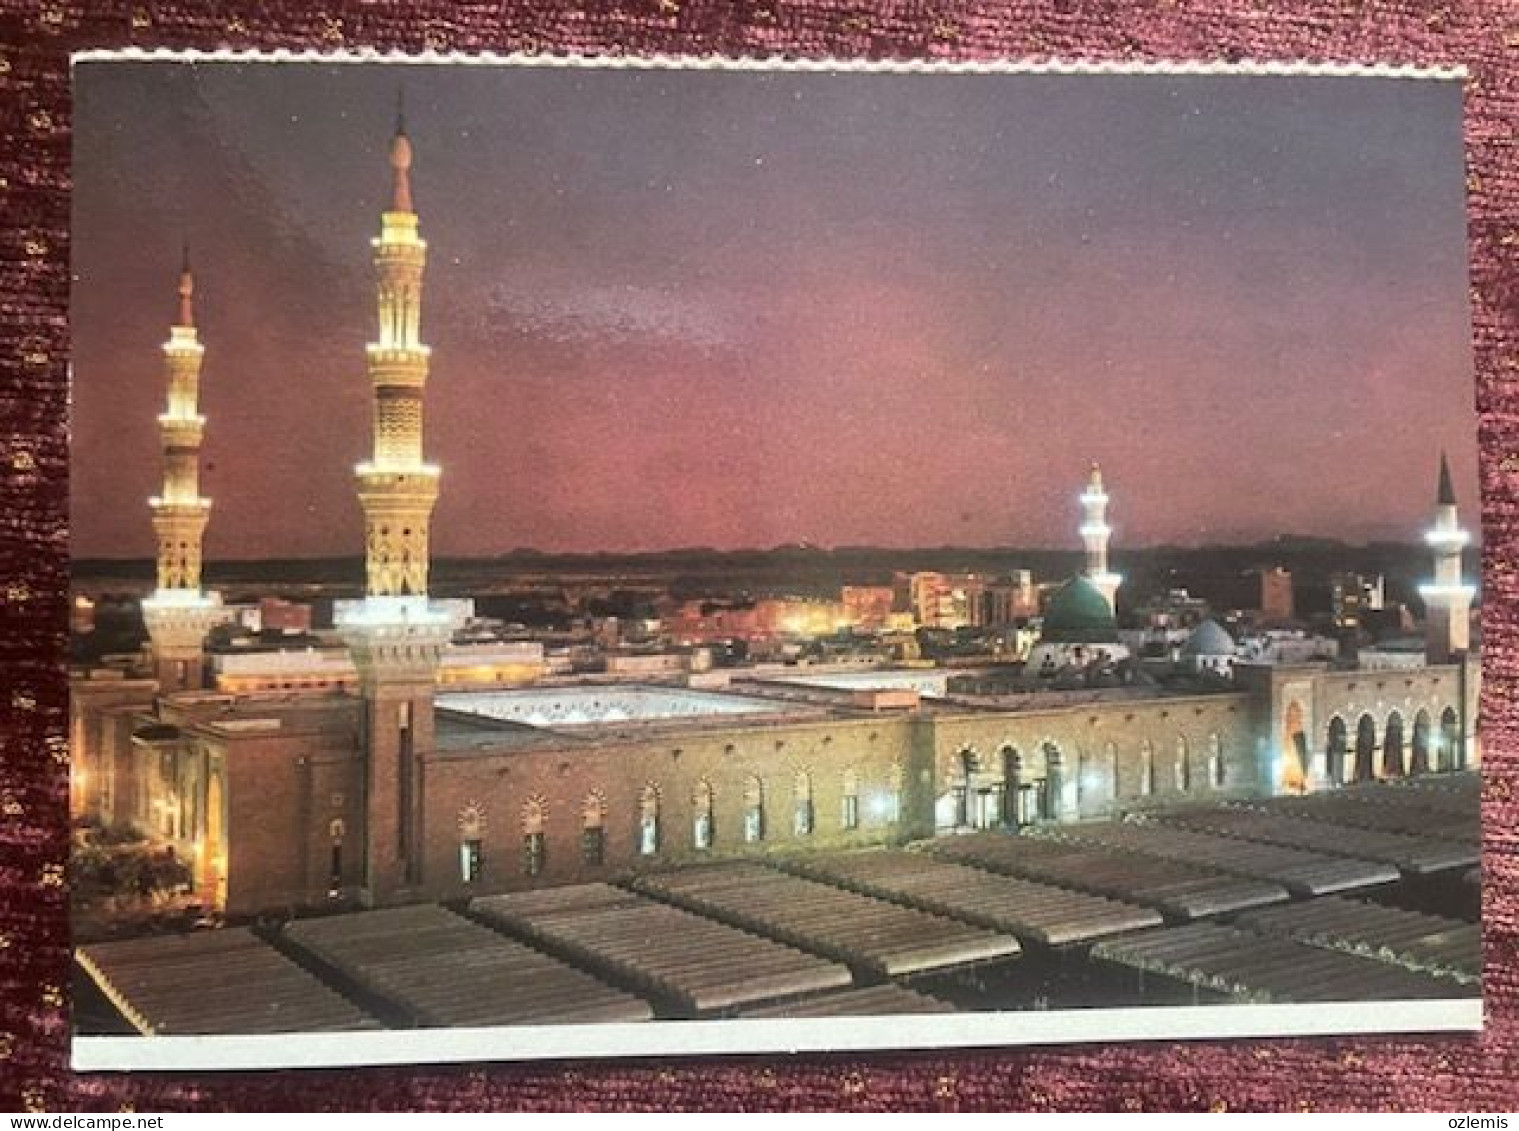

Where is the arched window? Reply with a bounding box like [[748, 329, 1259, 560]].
[[793, 770, 814, 837], [692, 780, 714, 850], [522, 797, 547, 877], [1175, 736, 1191, 793], [1411, 710, 1432, 775], [638, 785, 661, 856], [1139, 740, 1155, 797], [1382, 712, 1406, 779], [1208, 733, 1225, 789], [458, 803, 486, 884], [1326, 717, 1348, 785], [327, 818, 345, 896], [954, 747, 976, 828], [841, 769, 860, 831], [1354, 714, 1377, 782], [1440, 706, 1462, 770], [743, 775, 766, 843], [581, 791, 606, 866]]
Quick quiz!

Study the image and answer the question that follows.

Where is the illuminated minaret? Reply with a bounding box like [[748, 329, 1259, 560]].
[[338, 103, 450, 904], [1080, 462, 1121, 612], [1419, 452, 1475, 664], [140, 248, 228, 692]]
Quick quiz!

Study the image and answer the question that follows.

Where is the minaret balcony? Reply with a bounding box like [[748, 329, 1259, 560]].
[[366, 345, 431, 382], [1424, 528, 1470, 549], [1419, 582, 1476, 602], [157, 416, 206, 445], [161, 329, 204, 353], [354, 463, 442, 507], [148, 496, 212, 514]]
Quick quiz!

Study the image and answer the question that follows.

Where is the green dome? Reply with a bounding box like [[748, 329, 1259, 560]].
[[1040, 576, 1118, 644]]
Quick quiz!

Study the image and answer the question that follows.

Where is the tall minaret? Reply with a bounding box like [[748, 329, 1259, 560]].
[[1080, 462, 1121, 612], [1419, 452, 1475, 664], [141, 248, 228, 693], [338, 103, 451, 905]]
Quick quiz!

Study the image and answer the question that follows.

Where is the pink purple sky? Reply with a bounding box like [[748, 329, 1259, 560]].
[[71, 63, 1477, 558]]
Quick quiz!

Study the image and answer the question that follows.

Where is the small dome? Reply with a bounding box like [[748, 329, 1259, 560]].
[[1182, 619, 1236, 657], [1040, 576, 1118, 644]]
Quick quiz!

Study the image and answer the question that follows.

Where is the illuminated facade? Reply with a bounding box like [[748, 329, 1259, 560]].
[[1420, 452, 1476, 664], [140, 250, 229, 693], [1080, 463, 1121, 611]]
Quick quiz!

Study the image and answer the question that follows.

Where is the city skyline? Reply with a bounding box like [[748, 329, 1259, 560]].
[[72, 62, 1478, 561]]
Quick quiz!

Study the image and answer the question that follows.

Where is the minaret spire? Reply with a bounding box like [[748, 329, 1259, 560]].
[[177, 242, 194, 328], [1080, 462, 1121, 612], [1420, 452, 1474, 664], [141, 252, 228, 693], [390, 87, 413, 214]]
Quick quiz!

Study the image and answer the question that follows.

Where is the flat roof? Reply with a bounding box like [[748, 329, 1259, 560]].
[[926, 834, 1289, 921], [438, 684, 801, 728], [1155, 809, 1476, 876], [471, 883, 852, 1016], [783, 849, 1161, 946], [280, 904, 652, 1028], [77, 928, 380, 1035], [1090, 922, 1475, 1004], [1036, 820, 1400, 897], [1234, 896, 1479, 985], [632, 862, 1021, 978]]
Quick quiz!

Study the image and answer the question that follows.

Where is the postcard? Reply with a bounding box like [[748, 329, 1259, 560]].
[[68, 52, 1481, 1071]]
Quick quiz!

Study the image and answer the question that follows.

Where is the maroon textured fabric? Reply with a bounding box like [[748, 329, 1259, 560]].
[[2, 0, 1516, 1112]]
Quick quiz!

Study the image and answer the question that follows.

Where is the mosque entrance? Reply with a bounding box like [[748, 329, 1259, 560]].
[[1281, 701, 1308, 792]]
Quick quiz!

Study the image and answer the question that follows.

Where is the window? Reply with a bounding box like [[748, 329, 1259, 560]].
[[638, 786, 660, 856], [841, 769, 860, 831], [523, 832, 545, 876], [743, 776, 766, 843], [522, 797, 547, 876], [328, 818, 345, 896], [793, 771, 814, 837], [1140, 741, 1155, 796], [460, 838, 483, 883], [692, 781, 714, 850], [582, 792, 606, 866]]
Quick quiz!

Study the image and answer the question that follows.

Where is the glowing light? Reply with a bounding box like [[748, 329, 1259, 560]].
[[336, 594, 452, 628], [1418, 583, 1476, 600], [142, 588, 223, 611], [1424, 528, 1470, 548]]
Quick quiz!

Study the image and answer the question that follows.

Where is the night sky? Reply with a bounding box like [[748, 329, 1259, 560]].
[[71, 62, 1477, 559]]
